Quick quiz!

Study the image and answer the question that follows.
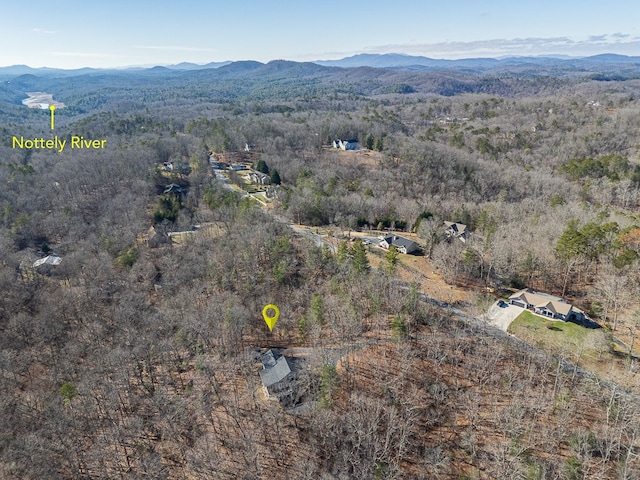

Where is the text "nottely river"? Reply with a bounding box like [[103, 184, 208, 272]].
[[12, 135, 107, 153]]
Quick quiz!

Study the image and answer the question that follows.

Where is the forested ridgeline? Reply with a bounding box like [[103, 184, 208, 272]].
[[1, 62, 640, 478]]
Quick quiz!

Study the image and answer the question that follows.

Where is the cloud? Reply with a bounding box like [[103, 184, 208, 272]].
[[32, 28, 56, 34], [611, 33, 631, 39], [135, 45, 218, 53], [362, 34, 640, 59]]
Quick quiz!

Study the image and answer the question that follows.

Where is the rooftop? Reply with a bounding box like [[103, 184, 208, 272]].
[[509, 289, 572, 316], [382, 234, 418, 249], [260, 350, 293, 388]]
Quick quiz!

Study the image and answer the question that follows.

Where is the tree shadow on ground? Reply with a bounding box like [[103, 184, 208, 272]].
[[568, 317, 602, 329]]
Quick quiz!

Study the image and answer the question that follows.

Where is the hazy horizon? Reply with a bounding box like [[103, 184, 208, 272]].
[[2, 51, 638, 72]]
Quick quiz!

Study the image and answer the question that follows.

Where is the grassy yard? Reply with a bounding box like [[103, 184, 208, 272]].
[[508, 310, 613, 367], [507, 311, 640, 391]]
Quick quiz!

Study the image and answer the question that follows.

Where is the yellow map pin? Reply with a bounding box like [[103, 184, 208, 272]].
[[262, 304, 280, 331]]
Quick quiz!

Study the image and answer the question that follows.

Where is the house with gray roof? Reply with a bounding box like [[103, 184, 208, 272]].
[[260, 350, 296, 400], [379, 234, 420, 254]]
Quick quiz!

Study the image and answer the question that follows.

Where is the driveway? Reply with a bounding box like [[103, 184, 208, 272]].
[[484, 301, 524, 332]]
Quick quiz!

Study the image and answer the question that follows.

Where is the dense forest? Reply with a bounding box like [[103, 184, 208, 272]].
[[1, 59, 640, 478]]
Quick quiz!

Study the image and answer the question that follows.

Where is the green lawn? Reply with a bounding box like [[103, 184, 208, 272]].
[[508, 310, 612, 364]]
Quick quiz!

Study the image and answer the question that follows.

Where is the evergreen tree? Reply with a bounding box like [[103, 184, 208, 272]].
[[350, 238, 370, 274], [270, 168, 281, 185], [256, 159, 269, 174], [364, 133, 374, 150], [337, 240, 349, 265], [310, 293, 324, 325], [385, 245, 399, 274]]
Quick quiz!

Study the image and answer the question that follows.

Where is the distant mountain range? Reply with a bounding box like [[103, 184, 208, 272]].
[[1, 53, 640, 77], [313, 52, 640, 70], [2, 53, 640, 109], [163, 61, 232, 71], [0, 61, 232, 76]]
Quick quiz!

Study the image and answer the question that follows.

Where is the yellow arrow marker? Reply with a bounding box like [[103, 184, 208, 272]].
[[262, 304, 280, 331], [49, 105, 55, 130]]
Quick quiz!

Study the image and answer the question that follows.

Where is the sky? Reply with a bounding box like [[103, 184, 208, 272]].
[[2, 0, 640, 69]]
